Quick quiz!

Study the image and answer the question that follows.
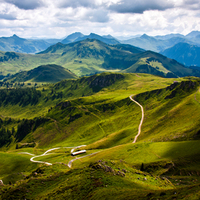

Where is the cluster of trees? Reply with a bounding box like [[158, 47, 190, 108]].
[[0, 116, 49, 147], [16, 117, 49, 142], [0, 88, 41, 106], [44, 89, 63, 102], [0, 127, 13, 147], [0, 118, 16, 147], [0, 81, 38, 89]]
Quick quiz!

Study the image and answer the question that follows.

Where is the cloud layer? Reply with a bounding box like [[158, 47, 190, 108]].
[[0, 0, 199, 38], [109, 0, 174, 13], [3, 0, 44, 10]]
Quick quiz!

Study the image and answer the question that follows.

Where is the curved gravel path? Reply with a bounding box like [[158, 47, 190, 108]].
[[29, 147, 75, 165], [30, 147, 61, 165], [129, 95, 144, 143]]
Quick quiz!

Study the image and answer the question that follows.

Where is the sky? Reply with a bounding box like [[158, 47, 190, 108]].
[[0, 0, 199, 39]]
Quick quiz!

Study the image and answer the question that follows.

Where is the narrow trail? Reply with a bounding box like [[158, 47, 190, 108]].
[[29, 147, 74, 165], [129, 95, 144, 143], [30, 147, 61, 165], [67, 152, 99, 168], [71, 145, 86, 153]]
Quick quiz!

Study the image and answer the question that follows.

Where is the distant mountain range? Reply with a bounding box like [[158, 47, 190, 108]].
[[61, 32, 119, 45], [0, 34, 50, 54], [0, 31, 200, 79], [0, 31, 200, 68], [0, 38, 199, 82], [0, 32, 120, 54], [121, 31, 200, 52]]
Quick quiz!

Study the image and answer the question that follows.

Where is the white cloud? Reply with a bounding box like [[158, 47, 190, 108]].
[[0, 0, 198, 38]]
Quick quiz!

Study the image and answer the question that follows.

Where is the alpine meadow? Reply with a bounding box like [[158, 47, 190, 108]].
[[1, 0, 200, 199]]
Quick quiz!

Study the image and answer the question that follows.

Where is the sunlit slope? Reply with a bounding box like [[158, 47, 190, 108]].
[[1, 74, 200, 199], [0, 152, 38, 184], [0, 73, 177, 119], [134, 79, 200, 142], [0, 73, 179, 150]]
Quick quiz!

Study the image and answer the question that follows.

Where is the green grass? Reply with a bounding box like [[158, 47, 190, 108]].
[[0, 152, 38, 184], [76, 140, 198, 163], [134, 81, 200, 142]]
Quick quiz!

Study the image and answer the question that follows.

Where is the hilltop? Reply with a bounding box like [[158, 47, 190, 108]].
[[5, 64, 77, 83]]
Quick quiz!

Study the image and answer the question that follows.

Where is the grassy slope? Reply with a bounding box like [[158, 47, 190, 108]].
[[123, 51, 200, 78], [1, 73, 200, 199], [0, 73, 176, 119], [134, 80, 200, 142], [0, 152, 38, 184]]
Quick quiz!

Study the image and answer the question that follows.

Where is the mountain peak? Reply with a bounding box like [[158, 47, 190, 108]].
[[12, 34, 20, 38], [186, 30, 200, 38], [141, 34, 150, 38], [89, 33, 99, 37]]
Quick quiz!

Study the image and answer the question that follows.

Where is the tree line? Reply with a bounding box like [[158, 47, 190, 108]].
[[0, 88, 41, 106]]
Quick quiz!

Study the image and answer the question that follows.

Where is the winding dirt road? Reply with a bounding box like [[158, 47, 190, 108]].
[[22, 95, 144, 168], [30, 147, 61, 165], [129, 95, 144, 143], [29, 147, 74, 165]]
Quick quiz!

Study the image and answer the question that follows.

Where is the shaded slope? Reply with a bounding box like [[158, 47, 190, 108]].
[[6, 64, 77, 83], [161, 42, 200, 67]]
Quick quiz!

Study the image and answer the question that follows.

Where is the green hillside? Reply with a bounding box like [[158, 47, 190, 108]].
[[5, 64, 77, 83], [0, 72, 200, 199], [123, 51, 200, 78]]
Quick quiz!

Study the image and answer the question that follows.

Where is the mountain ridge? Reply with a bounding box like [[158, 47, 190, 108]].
[[0, 38, 200, 78], [161, 42, 200, 67]]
